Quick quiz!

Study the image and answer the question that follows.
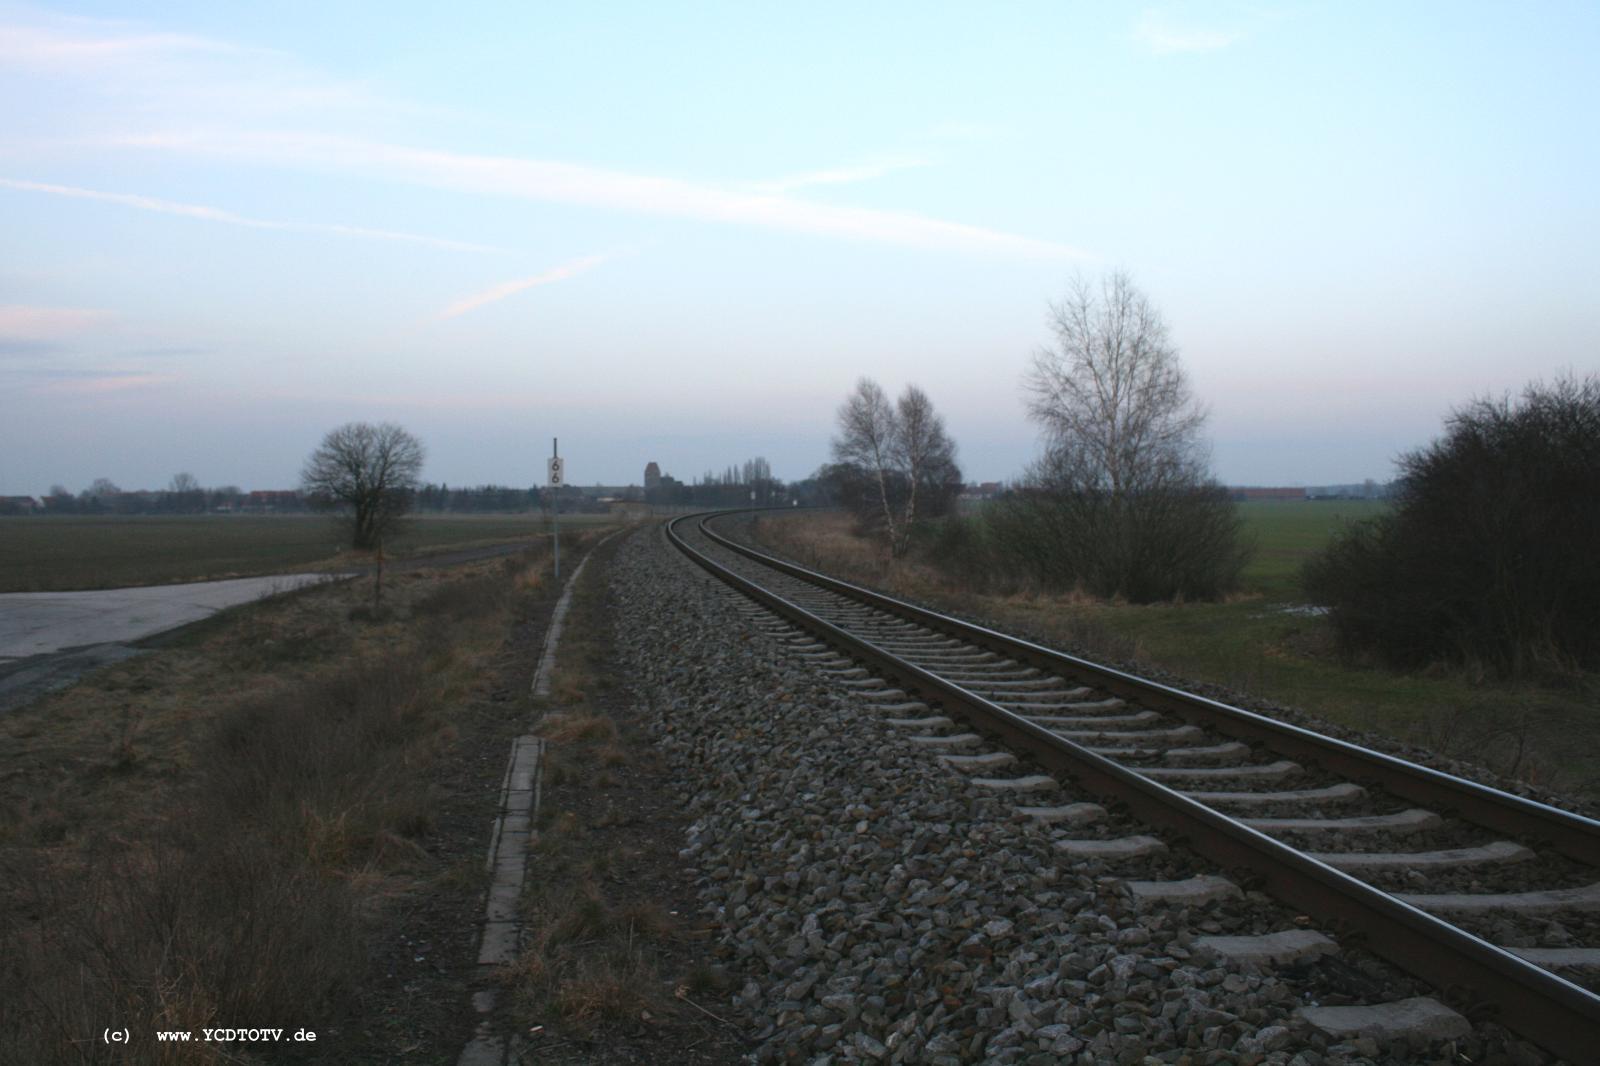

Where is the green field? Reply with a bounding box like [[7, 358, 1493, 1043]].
[[0, 513, 617, 592], [1234, 499, 1390, 598]]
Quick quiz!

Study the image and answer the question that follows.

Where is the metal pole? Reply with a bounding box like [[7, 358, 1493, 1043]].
[[552, 437, 560, 580]]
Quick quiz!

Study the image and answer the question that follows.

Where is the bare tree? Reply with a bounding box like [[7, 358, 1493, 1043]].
[[1007, 272, 1246, 601], [167, 472, 205, 514], [300, 423, 425, 551], [1025, 271, 1209, 498], [832, 378, 962, 557], [892, 385, 959, 555], [832, 378, 902, 549]]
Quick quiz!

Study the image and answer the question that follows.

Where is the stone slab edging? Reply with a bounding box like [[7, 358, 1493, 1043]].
[[458, 526, 628, 1066]]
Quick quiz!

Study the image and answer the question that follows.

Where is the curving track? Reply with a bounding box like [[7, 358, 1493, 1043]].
[[668, 509, 1600, 1061]]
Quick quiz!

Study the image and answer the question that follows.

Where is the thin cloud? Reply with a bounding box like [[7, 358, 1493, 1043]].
[[752, 155, 931, 195], [34, 371, 177, 395], [0, 23, 239, 67], [436, 254, 610, 321], [118, 130, 1085, 258], [14, 13, 1085, 257], [1, 364, 178, 395], [1134, 11, 1243, 55], [0, 304, 113, 338], [0, 178, 501, 253]]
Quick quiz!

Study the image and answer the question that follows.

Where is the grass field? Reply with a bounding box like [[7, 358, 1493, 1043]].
[[1232, 499, 1390, 598], [0, 512, 618, 592], [752, 504, 1600, 801]]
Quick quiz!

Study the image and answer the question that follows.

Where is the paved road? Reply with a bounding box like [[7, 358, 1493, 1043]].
[[0, 573, 335, 661], [0, 537, 564, 713]]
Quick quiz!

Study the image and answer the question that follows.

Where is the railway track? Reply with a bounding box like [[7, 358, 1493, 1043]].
[[668, 509, 1600, 1062]]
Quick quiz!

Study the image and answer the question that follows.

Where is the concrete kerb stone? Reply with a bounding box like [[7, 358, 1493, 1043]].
[[459, 527, 627, 1066], [475, 734, 542, 968], [529, 527, 625, 699]]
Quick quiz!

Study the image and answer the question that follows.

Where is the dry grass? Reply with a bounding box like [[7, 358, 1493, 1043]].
[[501, 529, 692, 1036], [752, 511, 965, 601], [538, 710, 620, 745], [504, 822, 680, 1032], [0, 545, 554, 1062]]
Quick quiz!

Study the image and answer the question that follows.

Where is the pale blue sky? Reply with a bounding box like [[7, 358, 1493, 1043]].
[[3, 2, 1597, 494]]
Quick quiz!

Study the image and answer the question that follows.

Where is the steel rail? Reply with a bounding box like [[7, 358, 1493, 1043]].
[[668, 510, 1600, 1063], [699, 510, 1600, 867]]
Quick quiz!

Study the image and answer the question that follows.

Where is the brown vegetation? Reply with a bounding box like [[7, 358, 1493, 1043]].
[[498, 538, 743, 1061], [0, 538, 563, 1062]]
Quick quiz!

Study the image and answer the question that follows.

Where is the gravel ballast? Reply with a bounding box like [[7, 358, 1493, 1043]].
[[608, 525, 1559, 1065]]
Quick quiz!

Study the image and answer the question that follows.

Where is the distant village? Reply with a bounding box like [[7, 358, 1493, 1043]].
[[0, 466, 1395, 517]]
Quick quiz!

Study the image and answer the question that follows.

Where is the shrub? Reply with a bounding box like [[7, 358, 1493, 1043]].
[[1304, 375, 1600, 676], [976, 482, 1249, 602]]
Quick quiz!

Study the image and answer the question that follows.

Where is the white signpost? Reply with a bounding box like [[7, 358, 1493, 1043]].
[[548, 439, 563, 578]]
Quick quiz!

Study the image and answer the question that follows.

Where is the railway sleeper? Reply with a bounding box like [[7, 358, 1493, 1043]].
[[1243, 808, 1441, 835], [1139, 759, 1302, 783], [940, 751, 1017, 772], [949, 676, 1070, 692], [1308, 840, 1535, 872], [906, 732, 984, 751], [1508, 946, 1600, 971], [1161, 741, 1253, 765], [1296, 997, 1470, 1043], [1026, 709, 1158, 727], [1396, 880, 1600, 915], [968, 774, 1059, 793], [1195, 929, 1339, 966], [1124, 874, 1242, 907], [1017, 801, 1105, 824], [993, 692, 1118, 708], [927, 668, 1045, 682], [1185, 782, 1367, 807], [884, 715, 954, 730], [1203, 928, 1337, 966], [1051, 724, 1203, 743], [1054, 835, 1168, 860]]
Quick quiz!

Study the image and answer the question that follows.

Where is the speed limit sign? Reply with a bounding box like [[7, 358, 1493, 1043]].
[[547, 456, 565, 486]]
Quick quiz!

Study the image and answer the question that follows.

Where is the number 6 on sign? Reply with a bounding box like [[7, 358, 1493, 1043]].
[[547, 457, 564, 487]]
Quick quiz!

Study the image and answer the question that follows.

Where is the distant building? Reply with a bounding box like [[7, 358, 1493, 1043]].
[[644, 461, 661, 491], [959, 482, 1004, 499], [1307, 480, 1392, 500], [1228, 487, 1307, 501], [244, 490, 305, 512], [0, 495, 39, 515]]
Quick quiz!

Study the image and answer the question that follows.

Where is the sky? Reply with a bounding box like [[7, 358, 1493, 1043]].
[[2, 1, 1597, 495]]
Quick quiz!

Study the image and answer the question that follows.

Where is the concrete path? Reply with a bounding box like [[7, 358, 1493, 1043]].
[[0, 574, 334, 661]]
